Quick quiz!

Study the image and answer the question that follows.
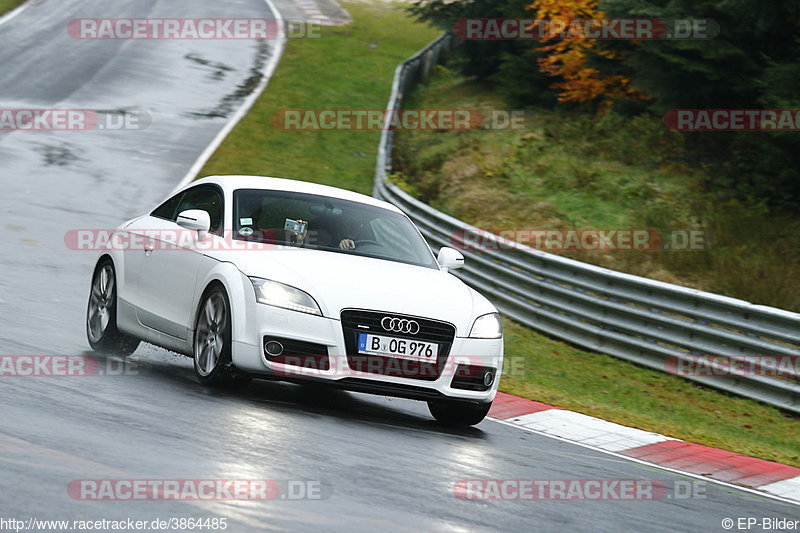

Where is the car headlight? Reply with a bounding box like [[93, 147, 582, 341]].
[[469, 313, 502, 339], [249, 278, 322, 316]]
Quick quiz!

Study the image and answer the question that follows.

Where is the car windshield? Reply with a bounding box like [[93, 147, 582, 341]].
[[233, 189, 438, 269]]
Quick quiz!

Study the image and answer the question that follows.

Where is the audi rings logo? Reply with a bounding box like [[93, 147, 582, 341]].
[[381, 317, 420, 335]]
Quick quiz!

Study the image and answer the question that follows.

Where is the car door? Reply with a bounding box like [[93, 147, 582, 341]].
[[119, 192, 183, 319], [135, 185, 224, 341]]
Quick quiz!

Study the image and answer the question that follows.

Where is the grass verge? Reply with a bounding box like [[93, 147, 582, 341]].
[[0, 0, 23, 16], [395, 68, 800, 312], [201, 2, 439, 194], [502, 321, 798, 467], [199, 2, 799, 466]]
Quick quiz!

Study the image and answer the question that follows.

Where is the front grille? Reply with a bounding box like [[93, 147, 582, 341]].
[[340, 309, 456, 381], [263, 336, 330, 371]]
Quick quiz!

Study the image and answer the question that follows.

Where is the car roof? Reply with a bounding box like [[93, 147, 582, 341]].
[[185, 175, 403, 214]]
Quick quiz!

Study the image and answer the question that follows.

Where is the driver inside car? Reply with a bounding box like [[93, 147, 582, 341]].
[[334, 216, 367, 250], [306, 214, 366, 251]]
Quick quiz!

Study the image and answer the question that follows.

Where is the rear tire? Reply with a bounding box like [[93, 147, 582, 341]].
[[193, 285, 252, 389], [86, 259, 140, 356], [428, 400, 492, 427]]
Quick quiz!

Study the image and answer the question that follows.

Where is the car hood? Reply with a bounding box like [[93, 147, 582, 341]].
[[214, 247, 494, 335]]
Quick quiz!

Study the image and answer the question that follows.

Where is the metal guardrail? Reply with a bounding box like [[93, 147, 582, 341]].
[[373, 35, 800, 413]]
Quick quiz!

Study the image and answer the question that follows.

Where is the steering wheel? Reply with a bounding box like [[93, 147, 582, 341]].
[[354, 239, 381, 248]]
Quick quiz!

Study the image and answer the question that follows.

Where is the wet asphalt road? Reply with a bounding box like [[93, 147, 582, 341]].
[[0, 1, 798, 532]]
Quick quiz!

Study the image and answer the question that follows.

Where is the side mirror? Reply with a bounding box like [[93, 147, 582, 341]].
[[177, 210, 211, 234], [437, 247, 465, 271]]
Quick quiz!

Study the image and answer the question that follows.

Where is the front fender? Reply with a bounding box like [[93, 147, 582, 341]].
[[191, 261, 254, 349]]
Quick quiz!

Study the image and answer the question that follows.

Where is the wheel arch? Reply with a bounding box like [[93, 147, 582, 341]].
[[190, 262, 252, 347], [93, 253, 114, 269], [91, 244, 128, 300], [89, 254, 116, 300]]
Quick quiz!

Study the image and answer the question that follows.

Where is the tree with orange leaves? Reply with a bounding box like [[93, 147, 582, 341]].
[[528, 0, 642, 108]]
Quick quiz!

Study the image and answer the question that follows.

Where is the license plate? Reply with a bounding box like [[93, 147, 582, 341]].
[[357, 333, 438, 363]]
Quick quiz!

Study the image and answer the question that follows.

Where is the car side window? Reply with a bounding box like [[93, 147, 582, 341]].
[[151, 193, 183, 222], [175, 186, 224, 234]]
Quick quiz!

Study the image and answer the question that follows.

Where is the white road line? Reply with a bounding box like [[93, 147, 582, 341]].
[[760, 477, 800, 500], [172, 0, 287, 192], [509, 409, 675, 452]]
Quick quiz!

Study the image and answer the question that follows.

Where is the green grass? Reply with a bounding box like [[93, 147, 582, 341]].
[[0, 0, 23, 15], [198, 2, 799, 466], [201, 2, 440, 194], [395, 68, 800, 310], [502, 321, 799, 467]]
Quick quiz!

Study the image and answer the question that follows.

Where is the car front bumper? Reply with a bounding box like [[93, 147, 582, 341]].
[[232, 302, 503, 404]]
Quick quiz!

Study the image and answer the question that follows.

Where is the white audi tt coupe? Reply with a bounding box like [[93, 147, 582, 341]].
[[86, 176, 503, 426]]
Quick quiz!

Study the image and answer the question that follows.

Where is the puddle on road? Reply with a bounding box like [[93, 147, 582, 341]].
[[184, 53, 236, 81], [33, 142, 84, 167], [186, 40, 270, 120]]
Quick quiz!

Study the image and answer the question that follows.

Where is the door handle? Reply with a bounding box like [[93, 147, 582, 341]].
[[144, 239, 154, 255]]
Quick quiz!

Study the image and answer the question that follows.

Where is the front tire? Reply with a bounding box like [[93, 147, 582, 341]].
[[193, 285, 251, 389], [86, 259, 140, 356], [428, 400, 492, 427]]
